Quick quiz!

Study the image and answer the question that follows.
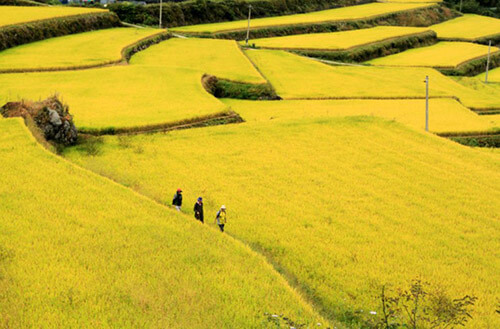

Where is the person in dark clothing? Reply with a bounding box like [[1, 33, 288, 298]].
[[194, 197, 204, 223], [172, 188, 183, 211]]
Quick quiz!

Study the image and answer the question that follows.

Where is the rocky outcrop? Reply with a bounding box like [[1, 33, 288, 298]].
[[1, 96, 77, 146]]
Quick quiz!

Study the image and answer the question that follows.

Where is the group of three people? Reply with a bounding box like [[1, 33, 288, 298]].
[[172, 189, 227, 232]]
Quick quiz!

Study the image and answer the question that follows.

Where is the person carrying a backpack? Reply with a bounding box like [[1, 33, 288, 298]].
[[172, 188, 183, 211], [194, 197, 204, 223], [215, 205, 227, 232]]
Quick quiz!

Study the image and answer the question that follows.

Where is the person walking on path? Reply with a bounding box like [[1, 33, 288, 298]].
[[172, 188, 183, 211], [215, 205, 227, 232], [194, 197, 204, 223]]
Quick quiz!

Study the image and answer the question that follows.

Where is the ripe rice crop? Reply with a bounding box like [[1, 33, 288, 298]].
[[222, 98, 498, 134], [0, 28, 162, 71], [0, 66, 227, 131], [242, 26, 429, 51], [64, 116, 500, 328], [130, 38, 265, 84], [367, 41, 499, 68], [0, 5, 104, 27], [171, 3, 433, 33], [244, 49, 500, 109], [430, 14, 500, 41], [0, 117, 325, 328], [477, 66, 500, 82]]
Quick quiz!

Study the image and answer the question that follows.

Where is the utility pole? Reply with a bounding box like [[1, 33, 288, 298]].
[[485, 40, 491, 83], [459, 0, 463, 12], [245, 5, 252, 46], [425, 75, 429, 132], [159, 0, 163, 29]]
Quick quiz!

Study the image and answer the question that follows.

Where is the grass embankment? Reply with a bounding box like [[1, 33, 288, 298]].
[[0, 28, 164, 72], [430, 14, 500, 44], [0, 38, 267, 132], [171, 3, 437, 35], [243, 26, 436, 62], [64, 116, 500, 328], [367, 41, 500, 75], [222, 98, 499, 134], [0, 6, 105, 27], [244, 49, 500, 110], [0, 117, 326, 328]]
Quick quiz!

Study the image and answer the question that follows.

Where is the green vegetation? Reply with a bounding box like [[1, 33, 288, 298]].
[[0, 117, 325, 328], [0, 28, 163, 72], [64, 115, 500, 328], [244, 49, 500, 110]]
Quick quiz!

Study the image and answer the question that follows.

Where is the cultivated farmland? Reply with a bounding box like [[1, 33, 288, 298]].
[[0, 66, 227, 132], [244, 49, 500, 109], [64, 117, 500, 328], [367, 41, 499, 68], [222, 98, 498, 134], [0, 118, 325, 328], [171, 3, 434, 33], [0, 27, 163, 71], [130, 38, 265, 83], [430, 14, 500, 41], [0, 5, 104, 27], [243, 26, 430, 50]]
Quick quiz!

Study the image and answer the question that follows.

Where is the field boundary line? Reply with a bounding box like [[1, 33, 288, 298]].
[[239, 47, 280, 94], [0, 31, 170, 74]]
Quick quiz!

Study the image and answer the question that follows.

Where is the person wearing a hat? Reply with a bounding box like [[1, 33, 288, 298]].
[[172, 188, 183, 211], [215, 205, 227, 232], [194, 197, 204, 223]]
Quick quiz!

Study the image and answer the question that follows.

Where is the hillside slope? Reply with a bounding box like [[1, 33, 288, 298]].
[[64, 116, 500, 327], [0, 118, 326, 328]]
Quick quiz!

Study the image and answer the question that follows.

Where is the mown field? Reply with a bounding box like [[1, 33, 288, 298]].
[[243, 26, 429, 50], [0, 5, 104, 27], [171, 3, 434, 33], [244, 48, 500, 109], [0, 117, 326, 328], [64, 116, 500, 328], [430, 14, 500, 41], [367, 41, 499, 68], [222, 98, 499, 134], [0, 28, 162, 71]]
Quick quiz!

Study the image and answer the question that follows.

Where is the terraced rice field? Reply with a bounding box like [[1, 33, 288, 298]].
[[430, 14, 500, 41], [130, 38, 265, 83], [0, 5, 104, 27], [367, 41, 499, 68], [243, 26, 430, 50], [0, 38, 268, 131], [0, 118, 324, 328], [244, 49, 500, 109], [64, 116, 500, 328], [0, 28, 162, 71], [0, 66, 227, 132], [171, 3, 434, 33], [222, 98, 498, 133], [478, 66, 500, 82]]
